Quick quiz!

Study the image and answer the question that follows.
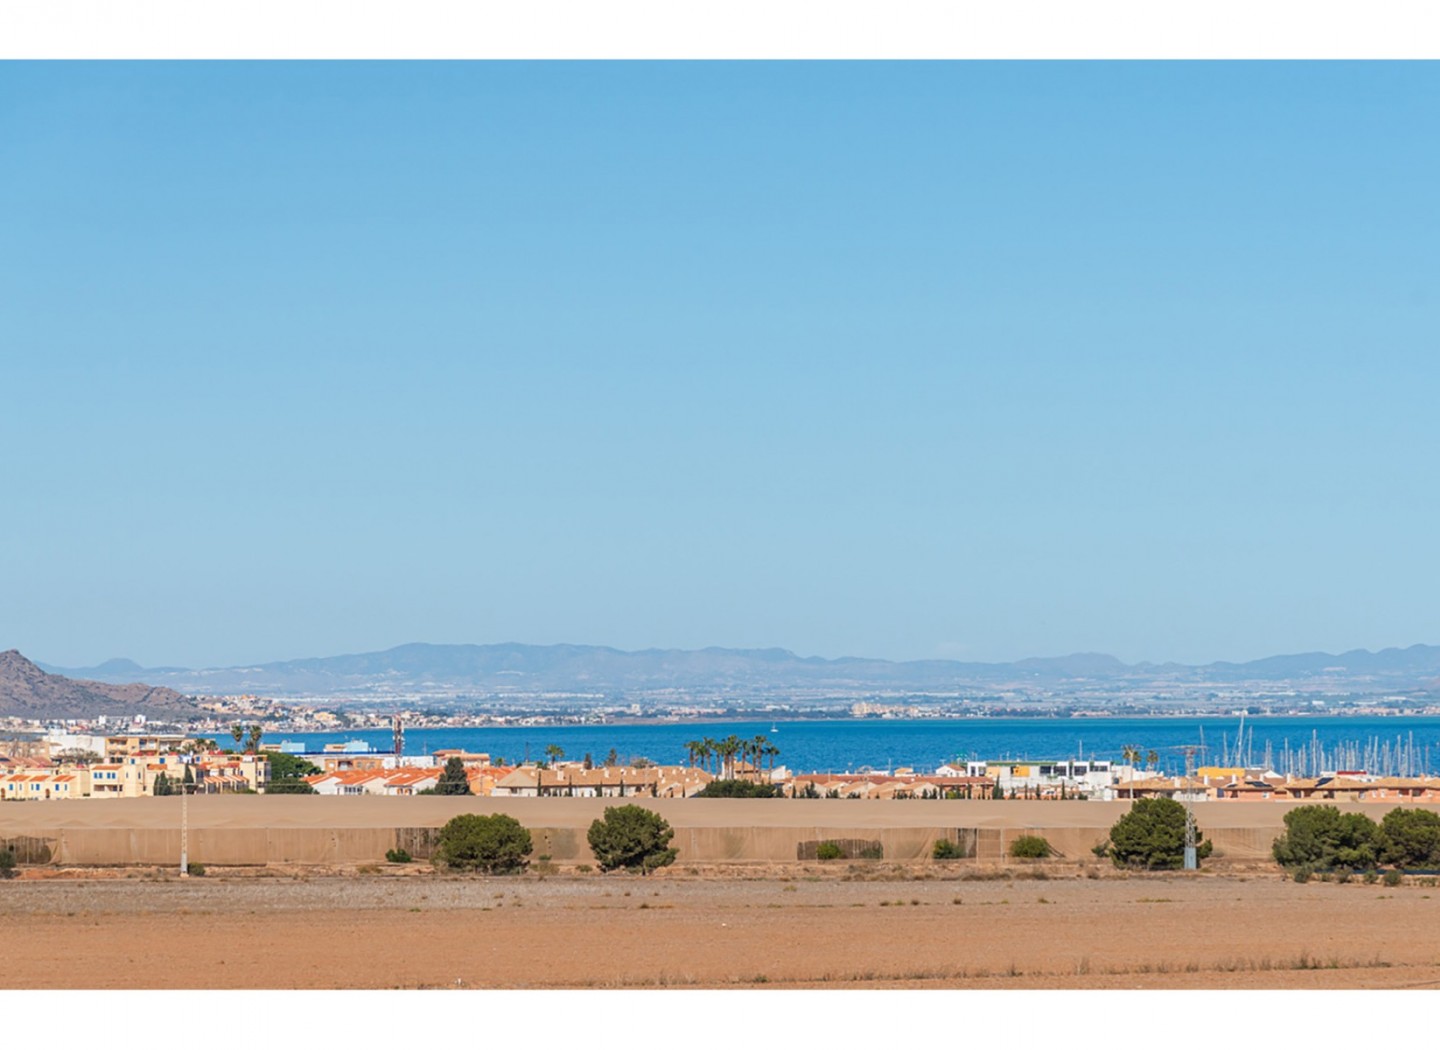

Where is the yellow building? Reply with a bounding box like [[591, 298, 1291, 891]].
[[0, 770, 91, 801]]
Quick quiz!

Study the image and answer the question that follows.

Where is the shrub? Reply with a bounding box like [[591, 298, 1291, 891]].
[[1384, 868, 1404, 887], [1108, 798, 1212, 870], [1378, 808, 1440, 870], [1291, 865, 1312, 884], [0, 849, 15, 879], [436, 813, 533, 873], [385, 848, 413, 864], [1272, 805, 1379, 872], [186, 862, 205, 877], [694, 779, 782, 798], [858, 844, 884, 860], [816, 841, 844, 861], [933, 839, 965, 860], [1009, 835, 1053, 859], [586, 805, 677, 874]]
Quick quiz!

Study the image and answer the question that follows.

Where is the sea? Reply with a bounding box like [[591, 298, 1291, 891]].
[[271, 714, 1440, 777]]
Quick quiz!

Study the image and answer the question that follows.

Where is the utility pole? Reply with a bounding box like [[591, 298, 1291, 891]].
[[180, 780, 190, 878], [1182, 745, 1199, 871]]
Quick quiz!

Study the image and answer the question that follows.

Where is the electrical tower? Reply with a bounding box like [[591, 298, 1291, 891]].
[[1164, 743, 1207, 870]]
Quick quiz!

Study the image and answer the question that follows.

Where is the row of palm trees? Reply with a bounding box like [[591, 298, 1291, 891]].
[[684, 734, 780, 781], [1121, 743, 1161, 771]]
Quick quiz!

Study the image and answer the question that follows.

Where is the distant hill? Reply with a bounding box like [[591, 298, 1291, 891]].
[[33, 656, 189, 682], [37, 640, 1440, 699], [0, 650, 203, 720]]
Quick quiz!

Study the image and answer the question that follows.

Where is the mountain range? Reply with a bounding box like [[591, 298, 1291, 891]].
[[0, 650, 202, 720], [31, 641, 1440, 699]]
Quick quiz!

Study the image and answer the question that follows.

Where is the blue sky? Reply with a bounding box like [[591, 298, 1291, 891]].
[[3, 61, 1438, 669]]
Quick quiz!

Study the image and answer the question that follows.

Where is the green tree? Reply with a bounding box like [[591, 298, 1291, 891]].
[[586, 804, 677, 874], [265, 779, 317, 794], [0, 849, 15, 879], [230, 724, 245, 749], [694, 779, 781, 798], [153, 772, 174, 797], [436, 813, 533, 873], [435, 757, 473, 796], [182, 765, 194, 787], [1108, 798, 1212, 870], [267, 752, 322, 780], [1378, 808, 1440, 869], [1271, 804, 1380, 872], [544, 744, 565, 767], [245, 725, 264, 753]]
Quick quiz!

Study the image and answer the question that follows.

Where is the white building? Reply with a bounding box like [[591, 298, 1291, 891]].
[[935, 758, 1121, 799]]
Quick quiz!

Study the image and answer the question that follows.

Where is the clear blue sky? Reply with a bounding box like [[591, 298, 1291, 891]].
[[3, 61, 1438, 669]]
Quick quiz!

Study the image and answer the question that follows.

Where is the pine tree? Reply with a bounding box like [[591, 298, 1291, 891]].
[[435, 757, 472, 796]]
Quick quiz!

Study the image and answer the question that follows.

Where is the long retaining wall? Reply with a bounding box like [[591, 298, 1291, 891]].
[[3, 796, 1435, 867]]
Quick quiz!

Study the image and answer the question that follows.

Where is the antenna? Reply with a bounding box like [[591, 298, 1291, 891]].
[[393, 713, 405, 761]]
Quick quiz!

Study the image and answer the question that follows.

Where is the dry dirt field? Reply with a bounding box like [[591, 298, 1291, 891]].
[[5, 864, 1440, 989]]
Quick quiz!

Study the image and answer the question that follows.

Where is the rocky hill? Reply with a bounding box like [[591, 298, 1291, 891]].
[[0, 650, 203, 720]]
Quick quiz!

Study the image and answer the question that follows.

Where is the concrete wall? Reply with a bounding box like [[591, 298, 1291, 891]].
[[4, 796, 1436, 866]]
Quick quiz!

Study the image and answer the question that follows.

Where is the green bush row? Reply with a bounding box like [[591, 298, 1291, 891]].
[[431, 805, 677, 875]]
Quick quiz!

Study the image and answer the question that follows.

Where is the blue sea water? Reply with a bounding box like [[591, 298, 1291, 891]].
[[272, 715, 1440, 776]]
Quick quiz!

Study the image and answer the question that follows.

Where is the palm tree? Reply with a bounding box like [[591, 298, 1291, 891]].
[[544, 743, 565, 767], [763, 742, 780, 780], [718, 736, 742, 780], [230, 724, 245, 750], [1121, 744, 1140, 797], [684, 739, 704, 768], [750, 735, 771, 782], [1146, 749, 1159, 773], [245, 725, 263, 753]]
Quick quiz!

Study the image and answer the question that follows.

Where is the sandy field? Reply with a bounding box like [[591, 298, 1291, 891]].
[[4, 866, 1440, 989], [8, 796, 1440, 990]]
